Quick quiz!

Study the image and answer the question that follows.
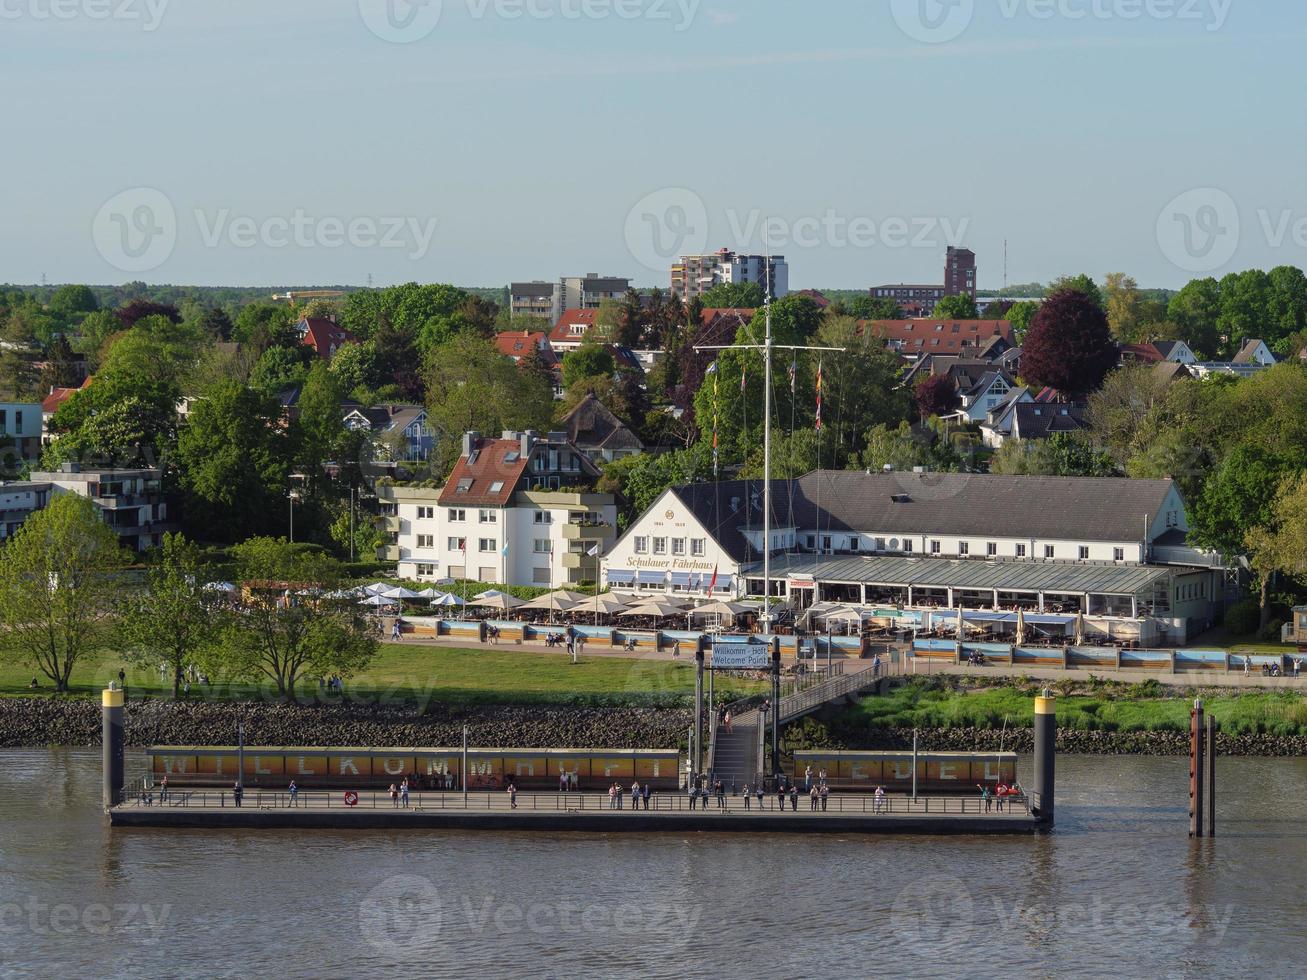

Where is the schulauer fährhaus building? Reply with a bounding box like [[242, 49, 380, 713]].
[[601, 472, 1231, 645]]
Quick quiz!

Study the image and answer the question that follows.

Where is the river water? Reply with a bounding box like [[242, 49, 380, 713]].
[[0, 749, 1303, 979]]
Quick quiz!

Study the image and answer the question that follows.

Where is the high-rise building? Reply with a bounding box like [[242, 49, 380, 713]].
[[671, 249, 789, 304], [510, 274, 632, 322], [945, 247, 977, 299]]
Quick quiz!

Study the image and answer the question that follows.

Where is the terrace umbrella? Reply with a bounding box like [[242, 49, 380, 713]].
[[621, 598, 691, 619], [416, 588, 443, 599], [691, 600, 753, 620], [429, 593, 466, 608], [519, 593, 583, 613], [359, 595, 395, 607], [470, 593, 526, 612], [381, 586, 422, 600], [1015, 608, 1027, 647], [363, 582, 392, 595], [475, 589, 509, 601], [202, 581, 236, 593], [957, 607, 966, 638], [1074, 611, 1085, 646]]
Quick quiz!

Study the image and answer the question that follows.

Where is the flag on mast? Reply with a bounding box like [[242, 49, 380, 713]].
[[706, 361, 719, 477], [707, 564, 719, 593], [788, 355, 796, 395], [815, 360, 824, 431]]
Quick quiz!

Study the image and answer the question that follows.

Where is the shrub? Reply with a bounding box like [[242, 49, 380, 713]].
[[1223, 599, 1261, 637], [1260, 619, 1286, 643]]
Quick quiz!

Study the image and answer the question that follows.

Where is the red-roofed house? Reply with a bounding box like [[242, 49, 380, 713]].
[[860, 318, 1014, 357], [41, 375, 93, 444], [549, 309, 603, 353], [495, 330, 553, 364], [298, 317, 356, 361], [376, 429, 616, 587]]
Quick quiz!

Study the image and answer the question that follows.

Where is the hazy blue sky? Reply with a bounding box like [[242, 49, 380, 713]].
[[2, 0, 1302, 290]]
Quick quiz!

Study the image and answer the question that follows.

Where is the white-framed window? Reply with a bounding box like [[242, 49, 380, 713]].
[[1114, 547, 1125, 562], [1079, 546, 1090, 560], [1044, 545, 1055, 559], [635, 536, 648, 555], [416, 534, 434, 549], [672, 539, 686, 556], [448, 537, 465, 551], [653, 538, 667, 556], [448, 508, 465, 522], [416, 563, 436, 577], [479, 538, 496, 553], [986, 542, 997, 556], [533, 539, 553, 554], [691, 539, 706, 557], [959, 542, 970, 556], [930, 540, 941, 555], [534, 511, 553, 525], [479, 510, 497, 524], [1016, 544, 1027, 558], [416, 506, 435, 520], [903, 540, 914, 553], [489, 481, 504, 494]]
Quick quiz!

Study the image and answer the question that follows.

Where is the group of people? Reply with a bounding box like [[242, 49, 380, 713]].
[[976, 781, 1023, 812], [607, 781, 654, 809]]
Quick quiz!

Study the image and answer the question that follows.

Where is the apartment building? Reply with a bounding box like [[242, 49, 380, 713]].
[[671, 249, 789, 304]]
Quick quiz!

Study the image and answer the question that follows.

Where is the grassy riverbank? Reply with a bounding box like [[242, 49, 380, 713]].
[[0, 644, 765, 706], [829, 677, 1307, 738]]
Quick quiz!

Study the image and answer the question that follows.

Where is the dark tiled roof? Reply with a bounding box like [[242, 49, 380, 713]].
[[670, 480, 796, 564], [439, 438, 532, 507], [1010, 402, 1090, 439], [561, 393, 644, 454]]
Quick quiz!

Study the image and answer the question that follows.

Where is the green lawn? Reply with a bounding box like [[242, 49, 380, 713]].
[[1189, 625, 1295, 654], [1, 644, 765, 707], [833, 678, 1307, 737]]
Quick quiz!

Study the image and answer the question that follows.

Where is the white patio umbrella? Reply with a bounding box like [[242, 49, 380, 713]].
[[1015, 608, 1027, 647], [416, 588, 443, 599], [429, 592, 467, 608], [691, 600, 753, 619], [363, 582, 392, 595], [359, 595, 396, 607], [202, 581, 237, 593], [475, 589, 509, 601], [381, 586, 421, 600], [520, 593, 583, 613], [621, 598, 691, 619], [471, 593, 526, 612]]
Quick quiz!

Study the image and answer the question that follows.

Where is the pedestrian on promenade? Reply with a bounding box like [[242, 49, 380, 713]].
[[776, 782, 786, 811], [392, 620, 402, 642], [631, 780, 641, 809], [804, 765, 812, 791], [389, 783, 399, 807], [1244, 657, 1250, 677], [820, 783, 829, 811], [742, 783, 751, 810], [977, 784, 992, 813], [288, 780, 298, 808], [716, 780, 727, 810], [616, 782, 624, 810], [995, 783, 1008, 812], [401, 779, 411, 808], [609, 783, 618, 810], [232, 781, 243, 808], [688, 781, 698, 810], [560, 772, 568, 793], [789, 785, 799, 811], [723, 710, 733, 734], [755, 783, 765, 811], [809, 785, 819, 811], [508, 783, 517, 809], [159, 775, 169, 804], [642, 783, 651, 810], [874, 786, 886, 814]]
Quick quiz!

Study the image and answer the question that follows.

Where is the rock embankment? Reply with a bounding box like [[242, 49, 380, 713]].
[[0, 699, 691, 750]]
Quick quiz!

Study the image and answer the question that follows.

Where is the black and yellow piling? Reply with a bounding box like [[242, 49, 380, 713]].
[[102, 684, 124, 810], [1032, 690, 1055, 827]]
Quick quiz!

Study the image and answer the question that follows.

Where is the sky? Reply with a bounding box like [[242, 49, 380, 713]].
[[1, 0, 1303, 291]]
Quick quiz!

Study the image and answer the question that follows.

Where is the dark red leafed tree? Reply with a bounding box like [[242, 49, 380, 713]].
[[915, 374, 960, 420], [1020, 289, 1118, 398], [115, 299, 182, 329]]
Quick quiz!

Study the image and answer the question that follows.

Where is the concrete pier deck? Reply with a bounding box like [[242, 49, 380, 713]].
[[110, 790, 1042, 835]]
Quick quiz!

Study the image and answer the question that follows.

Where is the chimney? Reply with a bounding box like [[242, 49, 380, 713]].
[[462, 432, 479, 458], [520, 431, 535, 457]]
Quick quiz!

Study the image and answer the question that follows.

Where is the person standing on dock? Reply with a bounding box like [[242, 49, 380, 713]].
[[742, 783, 751, 810], [389, 783, 399, 808], [401, 779, 411, 808], [874, 786, 886, 813], [776, 782, 786, 811], [642, 783, 651, 810], [288, 780, 298, 808], [809, 785, 818, 811], [789, 785, 799, 811], [804, 765, 812, 791], [159, 776, 169, 804], [508, 783, 517, 809], [756, 783, 765, 810], [688, 781, 698, 810], [232, 781, 243, 808], [820, 783, 829, 811], [630, 780, 640, 810], [977, 784, 992, 813]]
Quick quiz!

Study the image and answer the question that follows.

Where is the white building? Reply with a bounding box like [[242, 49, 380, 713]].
[[0, 402, 42, 464], [671, 250, 789, 304], [24, 464, 178, 553], [378, 431, 617, 587], [511, 275, 632, 323], [605, 472, 1229, 643]]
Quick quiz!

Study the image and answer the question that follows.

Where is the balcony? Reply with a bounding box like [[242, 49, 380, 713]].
[[561, 522, 613, 542], [561, 553, 600, 573]]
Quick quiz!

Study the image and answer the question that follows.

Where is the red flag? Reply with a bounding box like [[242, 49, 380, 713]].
[[815, 360, 824, 431], [707, 564, 719, 593]]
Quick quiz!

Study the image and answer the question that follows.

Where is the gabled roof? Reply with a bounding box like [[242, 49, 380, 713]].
[[41, 375, 92, 415], [300, 318, 355, 360], [560, 392, 644, 454], [1232, 339, 1273, 365], [1153, 361, 1193, 384], [1119, 343, 1165, 364], [439, 438, 533, 508], [549, 309, 601, 345], [1152, 340, 1183, 359], [961, 370, 1013, 401], [860, 319, 1015, 355], [976, 334, 1013, 360], [983, 386, 1031, 428], [495, 330, 548, 361], [668, 480, 796, 564], [1011, 402, 1090, 440]]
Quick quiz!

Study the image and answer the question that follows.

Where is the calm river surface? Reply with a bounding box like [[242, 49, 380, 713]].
[[0, 750, 1304, 979]]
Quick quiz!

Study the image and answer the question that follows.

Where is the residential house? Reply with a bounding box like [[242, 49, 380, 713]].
[[495, 330, 552, 364], [41, 376, 93, 444], [343, 404, 434, 462], [1232, 338, 1276, 367], [1006, 402, 1090, 441], [559, 392, 644, 464], [0, 481, 51, 540], [377, 430, 616, 587], [26, 464, 177, 553], [671, 250, 788, 304], [978, 387, 1035, 447], [861, 319, 1015, 359], [298, 317, 356, 361], [549, 309, 603, 354], [954, 371, 1019, 424], [1190, 339, 1277, 379]]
